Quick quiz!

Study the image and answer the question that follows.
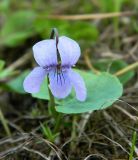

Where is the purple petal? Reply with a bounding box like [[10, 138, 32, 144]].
[[68, 69, 87, 101], [49, 70, 72, 99], [33, 40, 57, 67], [58, 36, 81, 66], [23, 67, 46, 93]]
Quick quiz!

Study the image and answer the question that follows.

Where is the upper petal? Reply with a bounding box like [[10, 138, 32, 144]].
[[23, 67, 46, 93], [58, 36, 81, 66], [49, 70, 72, 99], [68, 69, 87, 101], [33, 40, 57, 67]]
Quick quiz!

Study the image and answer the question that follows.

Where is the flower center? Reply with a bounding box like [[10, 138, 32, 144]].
[[54, 64, 64, 85], [56, 64, 70, 85], [43, 64, 70, 85], [43, 64, 70, 72]]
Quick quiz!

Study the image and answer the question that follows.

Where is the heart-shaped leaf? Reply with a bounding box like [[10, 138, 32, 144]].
[[31, 69, 123, 114], [56, 71, 123, 114]]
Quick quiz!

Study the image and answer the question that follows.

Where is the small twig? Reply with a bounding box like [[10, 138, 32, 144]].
[[6, 51, 32, 71], [47, 11, 137, 20], [84, 49, 99, 74]]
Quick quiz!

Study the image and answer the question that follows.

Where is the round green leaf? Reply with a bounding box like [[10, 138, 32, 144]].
[[6, 70, 30, 93], [56, 71, 123, 114], [0, 60, 5, 71]]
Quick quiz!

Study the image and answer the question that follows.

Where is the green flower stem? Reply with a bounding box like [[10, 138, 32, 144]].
[[54, 113, 63, 133], [0, 109, 11, 137], [47, 71, 62, 133], [47, 28, 62, 133], [70, 115, 77, 150], [47, 28, 58, 118], [47, 78, 57, 118]]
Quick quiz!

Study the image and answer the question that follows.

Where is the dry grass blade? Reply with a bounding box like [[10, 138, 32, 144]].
[[103, 111, 138, 156], [31, 133, 68, 160], [114, 105, 138, 121], [0, 138, 32, 159], [47, 11, 137, 20], [117, 100, 138, 113], [78, 112, 93, 137], [114, 61, 138, 76], [93, 133, 129, 154], [23, 147, 49, 160], [84, 154, 108, 160], [0, 144, 24, 159], [0, 133, 30, 145]]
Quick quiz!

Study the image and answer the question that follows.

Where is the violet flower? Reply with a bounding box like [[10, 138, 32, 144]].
[[23, 33, 87, 101]]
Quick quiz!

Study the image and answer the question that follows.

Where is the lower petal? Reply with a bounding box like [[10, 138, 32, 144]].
[[49, 71, 72, 99], [68, 69, 87, 101], [23, 67, 46, 93]]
